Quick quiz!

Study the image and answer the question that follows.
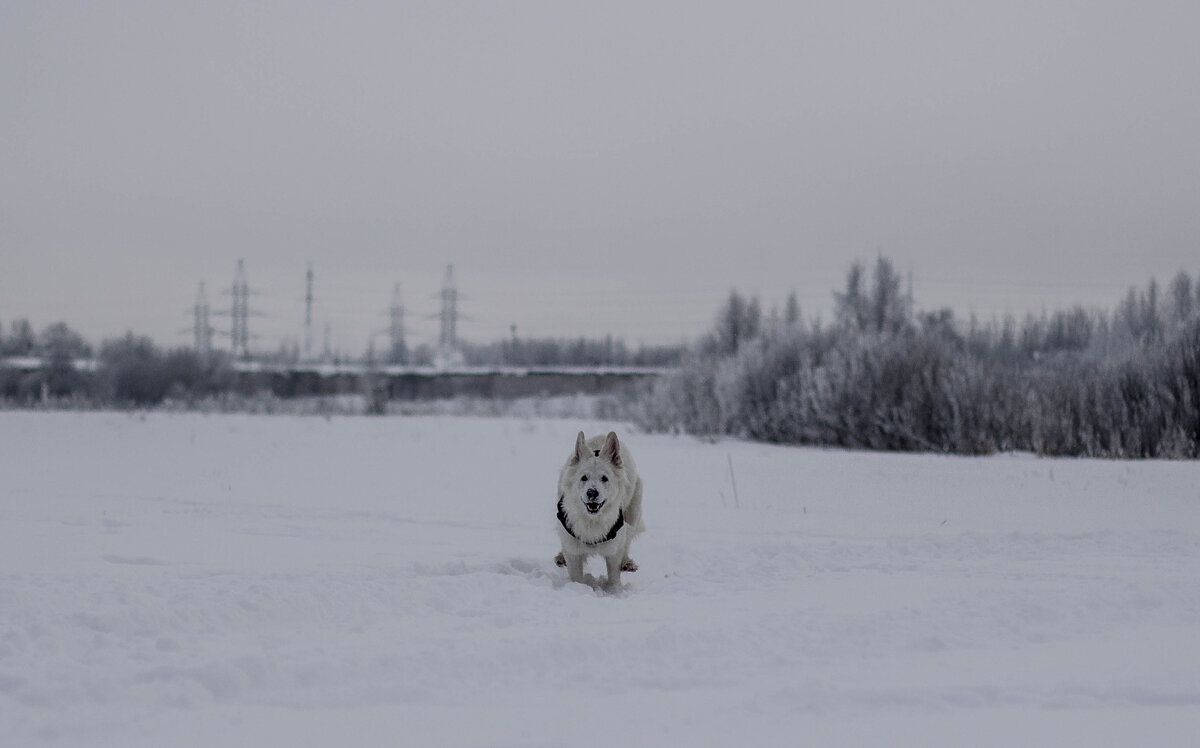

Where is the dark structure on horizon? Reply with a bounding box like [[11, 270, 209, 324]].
[[229, 361, 665, 401]]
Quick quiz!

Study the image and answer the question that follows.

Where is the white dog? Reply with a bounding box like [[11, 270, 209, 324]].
[[554, 431, 645, 589]]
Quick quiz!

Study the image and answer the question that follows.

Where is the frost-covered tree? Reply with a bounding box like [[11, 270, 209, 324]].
[[1116, 280, 1166, 345], [869, 255, 908, 335], [100, 333, 169, 405], [834, 257, 908, 335], [919, 308, 960, 345], [37, 322, 93, 397], [39, 322, 92, 359], [784, 292, 801, 327], [708, 290, 761, 356], [3, 319, 35, 356], [1169, 271, 1194, 324], [834, 261, 870, 331], [1043, 307, 1093, 353], [1146, 278, 1162, 341]]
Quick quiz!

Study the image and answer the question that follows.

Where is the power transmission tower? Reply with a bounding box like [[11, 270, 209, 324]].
[[304, 263, 315, 361], [217, 259, 261, 359], [389, 282, 407, 364], [429, 264, 467, 368], [231, 259, 249, 358], [439, 264, 458, 351], [180, 282, 215, 359], [193, 282, 214, 359]]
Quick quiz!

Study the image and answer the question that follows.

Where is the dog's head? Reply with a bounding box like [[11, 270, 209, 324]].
[[563, 430, 623, 516]]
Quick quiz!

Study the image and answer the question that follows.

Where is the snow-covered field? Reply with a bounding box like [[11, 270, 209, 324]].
[[2, 411, 1198, 747]]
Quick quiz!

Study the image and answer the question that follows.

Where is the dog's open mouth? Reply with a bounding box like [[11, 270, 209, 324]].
[[584, 501, 604, 514]]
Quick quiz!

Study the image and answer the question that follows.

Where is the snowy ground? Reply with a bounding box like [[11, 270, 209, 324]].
[[2, 411, 1198, 747]]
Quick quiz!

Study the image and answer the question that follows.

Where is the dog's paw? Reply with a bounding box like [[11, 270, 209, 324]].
[[621, 557, 638, 572], [554, 551, 566, 567]]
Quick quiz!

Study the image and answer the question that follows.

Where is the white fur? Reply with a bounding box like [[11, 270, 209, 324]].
[[556, 430, 645, 590]]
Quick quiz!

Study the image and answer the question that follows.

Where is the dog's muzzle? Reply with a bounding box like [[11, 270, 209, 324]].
[[583, 489, 604, 514]]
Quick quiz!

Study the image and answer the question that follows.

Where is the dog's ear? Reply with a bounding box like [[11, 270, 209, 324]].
[[601, 431, 622, 468], [571, 431, 589, 465]]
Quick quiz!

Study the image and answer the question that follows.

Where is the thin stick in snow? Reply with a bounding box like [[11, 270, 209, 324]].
[[727, 452, 740, 509]]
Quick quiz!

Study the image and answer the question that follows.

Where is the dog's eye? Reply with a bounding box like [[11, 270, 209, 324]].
[[600, 476, 608, 483], [580, 475, 588, 482]]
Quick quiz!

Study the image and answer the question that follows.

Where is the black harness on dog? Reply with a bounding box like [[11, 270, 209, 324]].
[[557, 495, 624, 545]]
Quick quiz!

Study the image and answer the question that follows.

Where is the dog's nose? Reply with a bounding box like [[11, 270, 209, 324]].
[[586, 487, 599, 500]]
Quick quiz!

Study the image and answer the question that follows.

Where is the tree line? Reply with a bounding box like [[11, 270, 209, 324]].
[[0, 320, 683, 407], [638, 257, 1200, 459], [458, 337, 684, 368], [0, 323, 234, 407]]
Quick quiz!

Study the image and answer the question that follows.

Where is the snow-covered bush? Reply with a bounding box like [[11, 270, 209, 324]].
[[1031, 319, 1200, 458], [637, 261, 1200, 459]]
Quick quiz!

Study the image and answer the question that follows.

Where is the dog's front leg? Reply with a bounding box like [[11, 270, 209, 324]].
[[564, 552, 586, 584], [603, 553, 623, 590]]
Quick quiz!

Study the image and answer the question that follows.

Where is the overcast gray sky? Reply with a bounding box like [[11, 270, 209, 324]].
[[3, 1, 1198, 355]]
